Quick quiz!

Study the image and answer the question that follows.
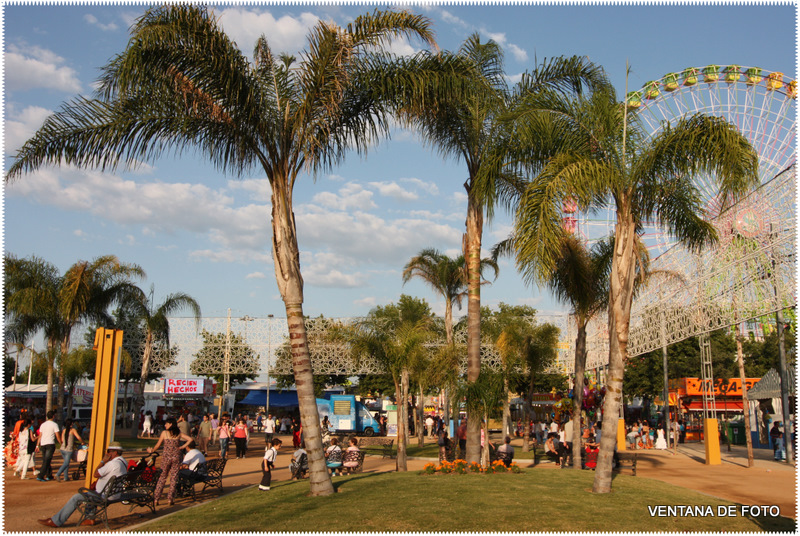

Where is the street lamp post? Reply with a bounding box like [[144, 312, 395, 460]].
[[266, 314, 274, 413]]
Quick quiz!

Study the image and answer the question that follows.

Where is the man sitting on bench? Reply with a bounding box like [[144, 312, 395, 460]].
[[38, 442, 127, 528]]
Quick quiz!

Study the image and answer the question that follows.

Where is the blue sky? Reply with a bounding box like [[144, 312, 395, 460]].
[[3, 1, 797, 324]]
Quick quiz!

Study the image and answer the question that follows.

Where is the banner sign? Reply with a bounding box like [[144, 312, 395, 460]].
[[164, 378, 205, 395]]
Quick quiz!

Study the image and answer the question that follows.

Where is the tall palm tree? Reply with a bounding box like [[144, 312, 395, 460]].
[[511, 85, 759, 492], [4, 254, 143, 415], [6, 5, 448, 496], [120, 285, 201, 437], [402, 248, 497, 431], [342, 295, 434, 471], [394, 34, 608, 462]]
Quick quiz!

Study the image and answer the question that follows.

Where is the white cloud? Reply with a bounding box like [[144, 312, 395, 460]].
[[84, 14, 119, 32], [6, 166, 273, 262], [507, 44, 528, 63], [4, 105, 53, 155], [312, 182, 376, 211], [246, 272, 267, 279], [452, 191, 469, 204], [400, 177, 439, 196], [217, 8, 320, 56], [4, 44, 81, 93], [439, 8, 469, 28], [227, 178, 272, 202], [368, 181, 418, 202], [353, 296, 377, 308], [506, 72, 524, 85], [73, 229, 85, 237]]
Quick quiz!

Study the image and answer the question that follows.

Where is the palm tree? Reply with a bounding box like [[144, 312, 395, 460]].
[[402, 248, 498, 430], [342, 295, 434, 470], [394, 34, 608, 462], [6, 6, 452, 495], [4, 254, 144, 416], [120, 285, 201, 437], [511, 84, 759, 492]]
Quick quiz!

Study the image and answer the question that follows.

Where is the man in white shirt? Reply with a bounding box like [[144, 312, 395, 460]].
[[179, 441, 207, 485], [36, 410, 61, 481], [264, 413, 276, 444], [39, 442, 127, 527]]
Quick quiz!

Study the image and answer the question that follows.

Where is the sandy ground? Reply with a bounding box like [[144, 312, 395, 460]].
[[2, 433, 795, 532]]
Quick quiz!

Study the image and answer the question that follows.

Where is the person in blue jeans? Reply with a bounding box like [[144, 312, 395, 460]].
[[38, 442, 127, 527], [55, 420, 85, 481], [36, 410, 60, 481]]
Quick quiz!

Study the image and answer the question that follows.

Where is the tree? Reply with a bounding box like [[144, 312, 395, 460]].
[[394, 34, 608, 462], [496, 312, 560, 452], [191, 330, 259, 386], [6, 5, 451, 496], [511, 83, 759, 492], [402, 248, 497, 435], [4, 254, 143, 416], [118, 286, 200, 435], [340, 295, 434, 471]]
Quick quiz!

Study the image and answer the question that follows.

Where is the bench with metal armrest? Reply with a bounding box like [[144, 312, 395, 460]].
[[77, 469, 162, 529]]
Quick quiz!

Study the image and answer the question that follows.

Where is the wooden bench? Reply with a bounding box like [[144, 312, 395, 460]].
[[357, 437, 394, 458], [77, 469, 161, 529], [616, 452, 637, 476], [178, 458, 227, 500]]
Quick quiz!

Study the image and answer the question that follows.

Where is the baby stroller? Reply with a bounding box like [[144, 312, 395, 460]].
[[71, 445, 89, 481], [127, 452, 160, 482]]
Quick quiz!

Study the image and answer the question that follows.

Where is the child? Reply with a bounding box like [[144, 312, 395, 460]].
[[260, 438, 282, 491]]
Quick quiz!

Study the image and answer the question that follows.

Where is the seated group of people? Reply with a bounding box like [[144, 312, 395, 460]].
[[323, 436, 361, 476], [544, 432, 600, 470]]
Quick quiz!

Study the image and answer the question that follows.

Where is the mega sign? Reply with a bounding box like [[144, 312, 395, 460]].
[[164, 378, 205, 395]]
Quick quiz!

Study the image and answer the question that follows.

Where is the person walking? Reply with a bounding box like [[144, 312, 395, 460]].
[[233, 418, 250, 459], [218, 416, 232, 459], [55, 419, 84, 482], [148, 417, 193, 506], [142, 411, 154, 438], [259, 438, 282, 491], [291, 418, 302, 449], [770, 421, 785, 461], [36, 410, 60, 481], [456, 419, 467, 459], [15, 419, 36, 480], [264, 413, 276, 445], [197, 414, 212, 455], [210, 413, 219, 447]]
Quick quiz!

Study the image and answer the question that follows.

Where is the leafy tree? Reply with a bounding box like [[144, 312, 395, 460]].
[[511, 79, 759, 491], [5, 4, 457, 496], [4, 254, 143, 416], [354, 375, 395, 398], [338, 295, 434, 470], [394, 33, 608, 462], [191, 330, 259, 387]]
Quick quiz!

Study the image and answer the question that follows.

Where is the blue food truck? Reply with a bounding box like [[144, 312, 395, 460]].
[[316, 395, 380, 436]]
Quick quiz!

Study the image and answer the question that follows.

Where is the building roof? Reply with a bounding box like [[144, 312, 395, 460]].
[[746, 368, 795, 399]]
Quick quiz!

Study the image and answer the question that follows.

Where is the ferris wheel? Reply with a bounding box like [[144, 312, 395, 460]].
[[565, 65, 797, 258]]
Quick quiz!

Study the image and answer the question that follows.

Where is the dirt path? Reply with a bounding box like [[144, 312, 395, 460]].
[[3, 435, 795, 532]]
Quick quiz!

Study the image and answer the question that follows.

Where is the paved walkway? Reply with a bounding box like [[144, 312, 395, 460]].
[[3, 435, 795, 532]]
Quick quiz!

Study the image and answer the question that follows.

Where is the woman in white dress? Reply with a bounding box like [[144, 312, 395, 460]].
[[655, 427, 668, 449]]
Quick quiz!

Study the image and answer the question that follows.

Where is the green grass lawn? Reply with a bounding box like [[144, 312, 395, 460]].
[[384, 441, 540, 460], [115, 437, 157, 451], [134, 469, 794, 532]]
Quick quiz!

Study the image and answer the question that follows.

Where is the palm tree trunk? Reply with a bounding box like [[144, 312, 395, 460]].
[[417, 385, 425, 447], [465, 191, 484, 464], [134, 333, 154, 438], [271, 179, 333, 496], [502, 377, 512, 438], [396, 372, 408, 471], [480, 408, 490, 467], [523, 384, 534, 452], [593, 211, 637, 493], [58, 337, 71, 424], [44, 340, 56, 414], [572, 319, 588, 470]]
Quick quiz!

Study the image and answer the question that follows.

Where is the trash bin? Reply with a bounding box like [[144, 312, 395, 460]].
[[727, 422, 746, 445]]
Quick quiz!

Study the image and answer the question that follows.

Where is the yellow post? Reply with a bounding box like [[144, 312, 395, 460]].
[[704, 418, 721, 465], [85, 328, 123, 488], [617, 418, 627, 451]]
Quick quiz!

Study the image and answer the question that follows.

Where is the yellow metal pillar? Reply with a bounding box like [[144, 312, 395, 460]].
[[617, 418, 627, 451], [85, 328, 123, 488], [704, 418, 721, 465]]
